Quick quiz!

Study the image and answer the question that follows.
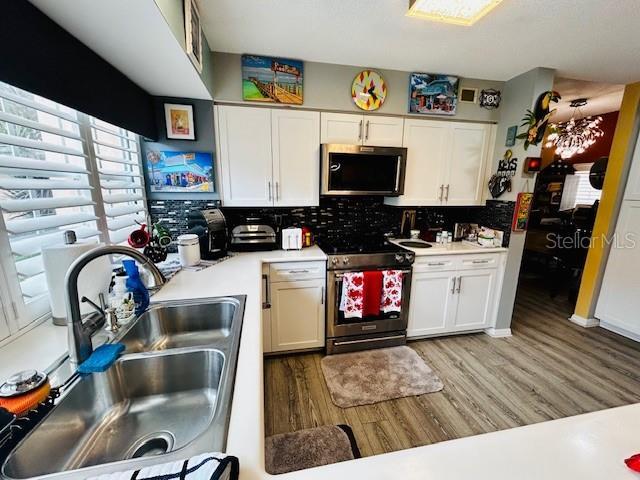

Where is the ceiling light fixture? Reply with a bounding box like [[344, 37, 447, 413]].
[[545, 98, 604, 160], [406, 0, 503, 26]]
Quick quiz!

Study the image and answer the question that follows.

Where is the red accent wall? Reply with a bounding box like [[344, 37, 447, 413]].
[[542, 111, 620, 165]]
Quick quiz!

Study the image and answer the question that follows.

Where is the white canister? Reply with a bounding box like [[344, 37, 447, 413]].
[[410, 229, 420, 239], [177, 234, 201, 267]]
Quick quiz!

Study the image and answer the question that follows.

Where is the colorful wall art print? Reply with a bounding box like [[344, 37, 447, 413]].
[[409, 73, 460, 115], [242, 54, 303, 105], [146, 151, 214, 193]]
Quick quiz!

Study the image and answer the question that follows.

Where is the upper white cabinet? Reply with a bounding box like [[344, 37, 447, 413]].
[[216, 106, 273, 206], [271, 109, 320, 207], [320, 112, 404, 147], [386, 119, 494, 206], [216, 105, 320, 207]]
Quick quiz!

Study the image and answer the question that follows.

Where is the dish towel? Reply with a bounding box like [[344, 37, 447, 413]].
[[339, 272, 364, 318], [381, 270, 404, 313], [86, 453, 239, 480], [362, 271, 383, 317]]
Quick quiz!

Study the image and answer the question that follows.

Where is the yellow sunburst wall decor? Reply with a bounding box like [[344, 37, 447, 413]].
[[351, 70, 387, 111]]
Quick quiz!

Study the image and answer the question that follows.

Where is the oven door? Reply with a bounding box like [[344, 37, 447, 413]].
[[326, 268, 412, 339], [321, 144, 407, 196]]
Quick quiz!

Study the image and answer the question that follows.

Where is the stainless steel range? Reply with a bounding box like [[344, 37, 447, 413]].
[[320, 239, 415, 354]]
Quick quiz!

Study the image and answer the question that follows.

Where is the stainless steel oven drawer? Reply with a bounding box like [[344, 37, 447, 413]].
[[326, 331, 407, 354]]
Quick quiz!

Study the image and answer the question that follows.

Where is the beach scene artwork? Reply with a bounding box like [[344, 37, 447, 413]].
[[409, 73, 459, 115], [146, 151, 214, 193], [242, 54, 303, 105]]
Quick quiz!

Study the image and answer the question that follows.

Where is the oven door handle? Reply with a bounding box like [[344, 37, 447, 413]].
[[333, 269, 412, 281]]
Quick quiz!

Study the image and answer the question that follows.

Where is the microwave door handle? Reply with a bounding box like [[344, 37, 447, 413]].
[[395, 157, 402, 192]]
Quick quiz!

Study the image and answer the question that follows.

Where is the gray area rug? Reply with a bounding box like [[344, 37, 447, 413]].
[[265, 425, 360, 475], [320, 346, 444, 408]]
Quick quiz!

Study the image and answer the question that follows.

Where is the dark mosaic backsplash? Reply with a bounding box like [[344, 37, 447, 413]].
[[149, 197, 516, 251]]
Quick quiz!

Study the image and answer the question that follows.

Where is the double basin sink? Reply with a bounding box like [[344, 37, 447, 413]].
[[1, 296, 245, 480]]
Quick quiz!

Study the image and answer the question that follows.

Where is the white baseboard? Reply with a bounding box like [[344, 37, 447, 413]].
[[600, 321, 640, 343], [484, 327, 512, 338], [569, 314, 600, 328]]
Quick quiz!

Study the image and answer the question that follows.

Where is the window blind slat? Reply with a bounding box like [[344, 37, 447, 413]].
[[0, 197, 95, 213], [9, 227, 101, 256], [0, 111, 82, 140], [102, 193, 144, 204], [92, 139, 137, 153], [0, 178, 92, 190], [0, 155, 88, 174], [0, 133, 85, 157], [0, 90, 78, 123], [96, 154, 139, 166], [5, 213, 98, 234], [98, 171, 142, 179], [105, 204, 146, 218]]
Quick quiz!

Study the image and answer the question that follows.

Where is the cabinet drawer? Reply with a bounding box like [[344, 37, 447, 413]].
[[413, 256, 458, 272], [457, 254, 501, 270], [269, 261, 326, 282]]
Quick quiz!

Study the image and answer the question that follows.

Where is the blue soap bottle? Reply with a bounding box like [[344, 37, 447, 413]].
[[122, 259, 149, 315]]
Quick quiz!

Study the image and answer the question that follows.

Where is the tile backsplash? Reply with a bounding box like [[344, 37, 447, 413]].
[[149, 197, 515, 251]]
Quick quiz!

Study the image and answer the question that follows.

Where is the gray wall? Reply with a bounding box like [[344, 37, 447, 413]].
[[211, 52, 504, 123], [490, 67, 555, 330], [141, 96, 219, 201], [154, 0, 215, 98]]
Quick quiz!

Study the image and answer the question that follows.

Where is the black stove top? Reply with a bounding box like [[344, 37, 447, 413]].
[[317, 238, 405, 255]]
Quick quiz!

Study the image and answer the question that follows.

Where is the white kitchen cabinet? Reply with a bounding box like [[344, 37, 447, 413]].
[[387, 119, 449, 206], [271, 109, 320, 207], [216, 105, 320, 207], [407, 270, 456, 337], [407, 253, 504, 339], [320, 112, 404, 146], [451, 268, 496, 331], [386, 119, 494, 206], [445, 123, 492, 206], [263, 261, 326, 353], [596, 202, 640, 337], [216, 105, 273, 206]]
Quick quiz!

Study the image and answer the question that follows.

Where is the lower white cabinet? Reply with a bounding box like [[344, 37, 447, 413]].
[[408, 254, 503, 339], [263, 261, 326, 353]]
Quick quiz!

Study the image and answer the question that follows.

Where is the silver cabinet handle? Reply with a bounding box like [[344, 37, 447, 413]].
[[428, 262, 445, 266], [451, 276, 457, 294], [287, 269, 310, 274], [365, 120, 370, 141], [262, 274, 271, 309], [439, 184, 444, 201], [472, 259, 490, 264], [275, 181, 280, 201], [445, 184, 450, 201], [456, 276, 462, 294], [320, 286, 324, 305], [358, 120, 363, 141], [268, 181, 272, 202]]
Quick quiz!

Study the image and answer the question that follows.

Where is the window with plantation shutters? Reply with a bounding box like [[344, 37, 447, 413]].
[[0, 81, 148, 337]]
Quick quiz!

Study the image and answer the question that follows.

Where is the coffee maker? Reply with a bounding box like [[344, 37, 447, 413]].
[[187, 209, 227, 259]]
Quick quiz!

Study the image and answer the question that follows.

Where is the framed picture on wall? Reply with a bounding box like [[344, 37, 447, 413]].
[[241, 54, 303, 105], [146, 150, 214, 193], [185, 0, 203, 73], [409, 73, 459, 115], [164, 103, 195, 140]]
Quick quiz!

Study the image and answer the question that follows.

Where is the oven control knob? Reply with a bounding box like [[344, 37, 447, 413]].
[[331, 257, 338, 266], [405, 253, 414, 262], [395, 254, 405, 263], [342, 257, 350, 265]]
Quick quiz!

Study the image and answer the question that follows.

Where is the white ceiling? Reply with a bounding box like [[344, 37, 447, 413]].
[[30, 0, 211, 100], [201, 0, 640, 84], [551, 78, 624, 123]]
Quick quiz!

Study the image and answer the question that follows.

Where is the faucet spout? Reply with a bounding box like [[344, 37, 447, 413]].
[[65, 245, 166, 366]]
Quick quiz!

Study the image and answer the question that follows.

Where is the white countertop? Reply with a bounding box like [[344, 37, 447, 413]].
[[152, 245, 640, 480], [390, 238, 508, 256]]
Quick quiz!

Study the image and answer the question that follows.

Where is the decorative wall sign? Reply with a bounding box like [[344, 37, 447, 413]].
[[146, 151, 214, 193], [479, 88, 501, 109], [185, 0, 203, 73], [351, 70, 387, 111], [512, 192, 534, 232], [164, 103, 195, 140], [497, 149, 518, 177], [516, 90, 561, 149], [242, 55, 303, 105], [505, 125, 518, 147], [409, 73, 459, 115]]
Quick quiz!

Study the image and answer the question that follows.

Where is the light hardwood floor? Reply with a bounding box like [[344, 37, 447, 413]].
[[263, 281, 640, 457]]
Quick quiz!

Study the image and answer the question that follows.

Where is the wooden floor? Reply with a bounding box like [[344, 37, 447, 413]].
[[263, 280, 640, 457]]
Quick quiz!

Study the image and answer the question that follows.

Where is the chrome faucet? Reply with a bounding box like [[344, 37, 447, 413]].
[[64, 245, 166, 365]]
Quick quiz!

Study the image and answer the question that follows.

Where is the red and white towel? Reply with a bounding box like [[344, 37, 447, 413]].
[[340, 270, 403, 318]]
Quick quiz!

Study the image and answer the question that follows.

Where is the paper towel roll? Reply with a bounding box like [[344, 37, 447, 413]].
[[41, 241, 112, 325]]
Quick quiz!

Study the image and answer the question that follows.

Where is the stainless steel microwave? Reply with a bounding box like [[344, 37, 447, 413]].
[[321, 144, 407, 196]]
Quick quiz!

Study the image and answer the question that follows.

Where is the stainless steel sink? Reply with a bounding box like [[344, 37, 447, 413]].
[[1, 296, 245, 480], [121, 299, 238, 353]]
